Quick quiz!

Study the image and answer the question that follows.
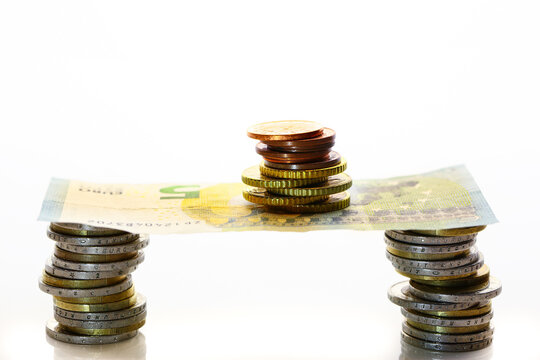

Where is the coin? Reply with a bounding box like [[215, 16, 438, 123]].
[[55, 235, 149, 255], [264, 151, 341, 170], [401, 331, 493, 351], [54, 294, 146, 321], [401, 321, 494, 344], [406, 319, 490, 334], [267, 142, 335, 153], [386, 247, 471, 261], [54, 286, 135, 304], [47, 228, 139, 246], [385, 247, 480, 270], [45, 258, 139, 280], [266, 191, 350, 214], [384, 235, 476, 254], [390, 253, 484, 279], [401, 308, 494, 327], [387, 282, 478, 311], [385, 230, 477, 245], [247, 120, 324, 141], [267, 173, 352, 197], [63, 320, 146, 336], [412, 226, 487, 237], [260, 159, 347, 179], [256, 143, 330, 163], [262, 127, 336, 148], [46, 318, 138, 345], [50, 223, 127, 237], [50, 252, 145, 272], [409, 277, 502, 303], [55, 310, 147, 329], [42, 271, 126, 289], [54, 247, 138, 263], [54, 293, 138, 312], [38, 275, 133, 298], [412, 264, 491, 287], [243, 188, 329, 206], [241, 166, 327, 188], [416, 303, 492, 318]]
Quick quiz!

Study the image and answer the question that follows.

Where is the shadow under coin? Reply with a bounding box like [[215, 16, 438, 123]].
[[400, 339, 493, 360], [47, 331, 146, 360]]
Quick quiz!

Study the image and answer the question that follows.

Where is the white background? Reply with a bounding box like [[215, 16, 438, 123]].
[[1, 1, 539, 359]]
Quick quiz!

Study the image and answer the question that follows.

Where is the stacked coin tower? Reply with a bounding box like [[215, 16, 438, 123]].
[[242, 120, 352, 213], [39, 222, 148, 344], [384, 226, 502, 352]]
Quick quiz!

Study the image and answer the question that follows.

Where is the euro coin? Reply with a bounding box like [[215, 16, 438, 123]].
[[54, 294, 146, 320], [262, 127, 336, 148], [243, 188, 329, 206], [247, 120, 323, 141], [385, 230, 477, 245], [55, 235, 149, 255], [266, 192, 350, 214], [63, 320, 146, 336], [384, 235, 476, 254], [46, 318, 138, 344], [417, 302, 492, 318], [260, 159, 347, 179], [42, 272, 126, 289], [264, 151, 341, 170], [54, 293, 138, 312], [50, 223, 127, 237], [386, 247, 471, 261], [390, 253, 483, 279], [54, 286, 135, 304], [241, 166, 326, 188], [409, 277, 502, 303], [45, 258, 139, 280], [54, 247, 138, 263], [255, 142, 330, 163], [412, 226, 487, 237], [50, 251, 145, 272], [387, 282, 478, 311], [412, 264, 491, 287], [267, 173, 352, 197], [38, 275, 133, 298], [47, 228, 139, 246], [55, 310, 147, 329], [385, 247, 480, 270], [401, 308, 494, 327], [406, 319, 490, 334], [401, 331, 493, 351]]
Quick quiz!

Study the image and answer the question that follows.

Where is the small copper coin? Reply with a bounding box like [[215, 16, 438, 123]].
[[264, 151, 341, 170], [247, 120, 323, 141], [267, 142, 335, 153], [256, 143, 331, 163], [262, 127, 336, 148]]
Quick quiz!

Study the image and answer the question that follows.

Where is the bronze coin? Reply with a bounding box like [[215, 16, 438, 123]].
[[267, 141, 335, 153], [261, 127, 335, 148], [247, 120, 323, 141], [264, 151, 342, 170], [256, 143, 331, 162]]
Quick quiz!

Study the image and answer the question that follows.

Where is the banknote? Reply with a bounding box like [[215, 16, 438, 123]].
[[38, 165, 497, 234]]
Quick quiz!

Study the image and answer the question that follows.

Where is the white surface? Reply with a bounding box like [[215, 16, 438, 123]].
[[1, 1, 539, 359]]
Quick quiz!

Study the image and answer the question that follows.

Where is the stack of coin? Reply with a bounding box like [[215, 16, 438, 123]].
[[39, 223, 148, 344], [385, 226, 502, 352], [242, 120, 351, 213]]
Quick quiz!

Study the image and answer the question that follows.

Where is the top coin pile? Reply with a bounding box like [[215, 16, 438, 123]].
[[242, 120, 351, 213], [38, 223, 148, 345], [385, 226, 502, 352]]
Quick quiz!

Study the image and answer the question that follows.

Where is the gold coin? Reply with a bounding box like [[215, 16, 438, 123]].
[[42, 272, 126, 289], [62, 320, 145, 336], [50, 223, 127, 237], [54, 247, 138, 263], [243, 188, 329, 206], [417, 303, 492, 318], [407, 320, 490, 334], [241, 166, 327, 188], [266, 192, 350, 213], [412, 265, 490, 287], [386, 247, 470, 261], [411, 278, 490, 295], [54, 286, 135, 304], [396, 269, 475, 281], [411, 226, 487, 237], [259, 160, 347, 179], [266, 173, 352, 197], [54, 293, 138, 312], [247, 120, 323, 141]]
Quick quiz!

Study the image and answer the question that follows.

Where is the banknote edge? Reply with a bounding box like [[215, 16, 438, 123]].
[[37, 178, 70, 221]]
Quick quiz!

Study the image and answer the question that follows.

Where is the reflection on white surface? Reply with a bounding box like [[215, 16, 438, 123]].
[[400, 340, 493, 360], [47, 332, 146, 360]]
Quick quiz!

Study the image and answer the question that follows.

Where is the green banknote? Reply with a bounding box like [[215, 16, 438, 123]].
[[38, 165, 497, 234]]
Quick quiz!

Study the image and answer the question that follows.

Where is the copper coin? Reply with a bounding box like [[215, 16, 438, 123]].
[[267, 142, 335, 153], [256, 143, 331, 162], [263, 155, 330, 164], [264, 151, 342, 170], [261, 127, 335, 148], [247, 120, 323, 141]]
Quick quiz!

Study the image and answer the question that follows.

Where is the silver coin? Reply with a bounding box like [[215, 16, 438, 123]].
[[401, 332, 493, 352], [50, 223, 128, 237], [50, 252, 145, 272], [402, 321, 495, 344], [384, 236, 475, 254], [47, 228, 139, 246], [54, 294, 146, 321], [45, 258, 139, 280], [401, 308, 494, 327], [386, 230, 477, 245], [55, 235, 149, 255], [408, 278, 502, 303], [55, 310, 147, 329], [38, 275, 133, 298], [389, 253, 484, 278], [385, 247, 480, 270], [46, 318, 138, 345], [388, 282, 478, 311]]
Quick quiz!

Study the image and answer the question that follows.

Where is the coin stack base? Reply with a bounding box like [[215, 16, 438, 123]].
[[39, 223, 149, 344], [243, 120, 351, 213], [385, 227, 501, 352]]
